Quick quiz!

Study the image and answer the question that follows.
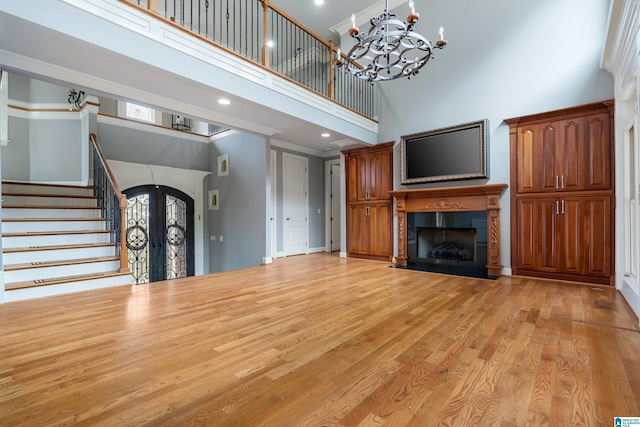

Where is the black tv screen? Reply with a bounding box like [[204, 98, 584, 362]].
[[401, 119, 489, 184]]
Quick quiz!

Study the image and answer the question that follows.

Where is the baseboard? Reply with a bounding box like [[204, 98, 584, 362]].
[[308, 247, 325, 254], [339, 252, 347, 258], [262, 257, 273, 265], [501, 267, 512, 276], [620, 278, 640, 327]]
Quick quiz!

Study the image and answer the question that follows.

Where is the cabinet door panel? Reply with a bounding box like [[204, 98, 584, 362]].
[[584, 196, 611, 276], [369, 150, 392, 200], [347, 204, 369, 254], [540, 125, 558, 192], [584, 113, 611, 190], [559, 198, 583, 274], [517, 128, 536, 193], [538, 199, 558, 272], [558, 118, 585, 191], [517, 199, 536, 269], [517, 124, 558, 193], [347, 156, 361, 202], [368, 204, 391, 257]]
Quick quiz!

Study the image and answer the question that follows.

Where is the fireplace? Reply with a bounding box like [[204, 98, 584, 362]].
[[390, 184, 507, 278]]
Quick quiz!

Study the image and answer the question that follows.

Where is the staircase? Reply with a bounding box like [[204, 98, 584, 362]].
[[2, 181, 133, 302]]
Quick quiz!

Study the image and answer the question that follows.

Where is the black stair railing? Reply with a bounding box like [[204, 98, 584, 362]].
[[121, 0, 375, 119], [90, 133, 130, 273]]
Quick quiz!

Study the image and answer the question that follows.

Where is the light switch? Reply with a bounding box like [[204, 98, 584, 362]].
[[210, 235, 216, 241], [219, 236, 224, 242]]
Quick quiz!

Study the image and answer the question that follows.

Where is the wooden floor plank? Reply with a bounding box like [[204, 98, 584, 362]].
[[0, 253, 638, 426]]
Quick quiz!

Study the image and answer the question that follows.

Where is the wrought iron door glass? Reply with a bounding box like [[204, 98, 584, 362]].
[[126, 186, 194, 284]]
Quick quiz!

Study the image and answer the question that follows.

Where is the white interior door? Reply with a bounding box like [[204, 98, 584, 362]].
[[331, 163, 341, 251], [270, 150, 277, 259], [283, 153, 308, 256]]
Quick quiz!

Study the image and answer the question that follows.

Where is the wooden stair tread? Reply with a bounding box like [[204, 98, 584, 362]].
[[3, 230, 112, 237], [5, 271, 132, 291], [2, 192, 96, 199], [3, 243, 116, 254], [2, 180, 94, 190], [2, 217, 105, 222], [2, 205, 101, 209], [6, 256, 119, 271]]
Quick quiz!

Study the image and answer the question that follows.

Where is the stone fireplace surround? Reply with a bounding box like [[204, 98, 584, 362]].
[[389, 184, 508, 277]]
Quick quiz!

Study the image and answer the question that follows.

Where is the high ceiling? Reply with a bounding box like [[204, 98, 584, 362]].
[[270, 0, 381, 44]]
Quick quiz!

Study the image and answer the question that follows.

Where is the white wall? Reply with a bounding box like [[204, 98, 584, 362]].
[[603, 0, 640, 323]]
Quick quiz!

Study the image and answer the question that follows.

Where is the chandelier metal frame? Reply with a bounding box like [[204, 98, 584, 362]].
[[335, 0, 446, 83]]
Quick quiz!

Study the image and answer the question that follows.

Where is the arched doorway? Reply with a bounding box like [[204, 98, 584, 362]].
[[125, 185, 195, 284]]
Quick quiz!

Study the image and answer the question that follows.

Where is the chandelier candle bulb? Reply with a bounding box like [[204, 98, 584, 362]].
[[335, 48, 343, 65], [348, 13, 359, 36], [407, 0, 419, 23], [437, 26, 447, 47]]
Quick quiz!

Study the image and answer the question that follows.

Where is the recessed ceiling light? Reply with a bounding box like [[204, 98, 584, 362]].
[[322, 132, 330, 137], [266, 40, 274, 48], [218, 98, 231, 105], [315, 0, 324, 5]]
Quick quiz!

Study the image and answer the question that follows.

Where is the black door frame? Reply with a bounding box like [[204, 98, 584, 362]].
[[125, 185, 195, 283]]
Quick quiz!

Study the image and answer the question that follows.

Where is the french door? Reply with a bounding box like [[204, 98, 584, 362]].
[[125, 185, 194, 284]]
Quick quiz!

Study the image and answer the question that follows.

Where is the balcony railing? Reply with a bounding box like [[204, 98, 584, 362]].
[[121, 0, 375, 119]]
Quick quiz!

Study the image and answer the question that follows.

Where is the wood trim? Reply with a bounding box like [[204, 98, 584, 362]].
[[389, 184, 508, 277], [118, 0, 378, 123], [504, 99, 614, 126]]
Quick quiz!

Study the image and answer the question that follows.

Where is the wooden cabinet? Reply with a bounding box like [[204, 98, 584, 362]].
[[507, 101, 614, 285], [347, 203, 392, 258], [516, 113, 611, 194], [343, 142, 393, 261], [347, 147, 393, 202], [516, 196, 611, 279]]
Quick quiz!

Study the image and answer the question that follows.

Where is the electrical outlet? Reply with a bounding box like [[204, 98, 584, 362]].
[[210, 235, 216, 241]]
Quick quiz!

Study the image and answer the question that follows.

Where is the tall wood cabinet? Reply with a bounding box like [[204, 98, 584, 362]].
[[506, 101, 615, 285], [343, 142, 393, 261]]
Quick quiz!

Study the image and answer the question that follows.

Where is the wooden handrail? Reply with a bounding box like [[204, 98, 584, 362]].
[[90, 133, 123, 196], [89, 133, 129, 273], [119, 0, 375, 119]]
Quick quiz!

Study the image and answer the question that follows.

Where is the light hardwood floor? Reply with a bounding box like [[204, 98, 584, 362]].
[[0, 253, 639, 426]]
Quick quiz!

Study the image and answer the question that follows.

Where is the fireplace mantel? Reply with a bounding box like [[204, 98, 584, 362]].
[[389, 184, 508, 277]]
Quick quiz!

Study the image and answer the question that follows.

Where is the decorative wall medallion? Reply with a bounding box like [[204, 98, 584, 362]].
[[420, 199, 470, 210]]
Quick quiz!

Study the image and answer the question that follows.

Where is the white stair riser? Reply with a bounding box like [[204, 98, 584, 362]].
[[3, 246, 116, 265], [6, 260, 121, 282], [5, 274, 134, 303], [2, 195, 97, 207], [3, 220, 105, 233], [2, 184, 94, 197], [2, 208, 102, 219], [2, 233, 112, 248]]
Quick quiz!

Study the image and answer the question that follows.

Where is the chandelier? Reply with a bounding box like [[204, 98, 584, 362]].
[[335, 0, 446, 83]]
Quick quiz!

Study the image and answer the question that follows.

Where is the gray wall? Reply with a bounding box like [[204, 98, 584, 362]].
[[365, 0, 615, 269], [209, 132, 268, 272], [3, 116, 29, 180], [3, 74, 84, 183], [97, 122, 209, 171]]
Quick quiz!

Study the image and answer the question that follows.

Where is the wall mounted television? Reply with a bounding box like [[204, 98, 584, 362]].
[[401, 119, 489, 184]]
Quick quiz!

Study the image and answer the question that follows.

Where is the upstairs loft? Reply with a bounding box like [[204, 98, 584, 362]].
[[0, 0, 379, 153]]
